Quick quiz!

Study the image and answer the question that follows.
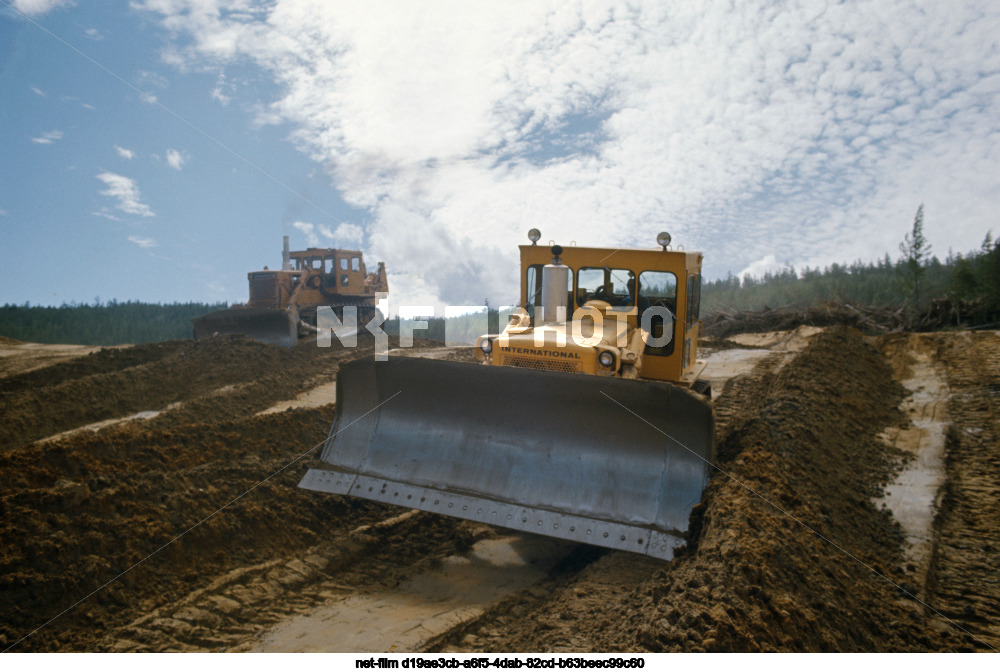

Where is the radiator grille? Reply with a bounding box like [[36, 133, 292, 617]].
[[503, 355, 581, 373], [249, 275, 279, 308]]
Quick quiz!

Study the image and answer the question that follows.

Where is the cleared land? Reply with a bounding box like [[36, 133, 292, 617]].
[[0, 327, 997, 652]]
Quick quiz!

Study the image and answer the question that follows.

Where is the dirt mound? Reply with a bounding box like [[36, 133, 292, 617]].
[[454, 327, 981, 652], [1, 337, 289, 448], [619, 327, 925, 651], [3, 328, 996, 652], [923, 331, 1000, 647], [0, 340, 188, 392], [0, 334, 397, 449], [0, 406, 393, 651], [0, 334, 471, 652]]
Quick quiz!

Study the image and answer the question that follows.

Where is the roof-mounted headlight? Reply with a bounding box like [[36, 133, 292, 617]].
[[527, 228, 541, 245], [657, 231, 672, 250]]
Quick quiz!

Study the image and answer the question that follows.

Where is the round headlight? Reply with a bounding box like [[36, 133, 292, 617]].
[[527, 228, 541, 243], [480, 338, 493, 354], [599, 351, 615, 368], [656, 231, 672, 249]]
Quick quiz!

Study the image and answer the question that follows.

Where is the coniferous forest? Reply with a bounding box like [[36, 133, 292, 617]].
[[0, 301, 226, 345]]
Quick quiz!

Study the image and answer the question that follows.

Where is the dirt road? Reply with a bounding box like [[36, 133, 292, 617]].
[[1, 328, 997, 652]]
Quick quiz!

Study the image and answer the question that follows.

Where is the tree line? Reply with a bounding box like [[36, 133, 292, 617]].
[[3, 208, 997, 345], [0, 300, 226, 345], [703, 207, 999, 327]]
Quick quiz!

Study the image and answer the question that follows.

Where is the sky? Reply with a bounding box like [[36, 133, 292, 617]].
[[2, 0, 998, 312]]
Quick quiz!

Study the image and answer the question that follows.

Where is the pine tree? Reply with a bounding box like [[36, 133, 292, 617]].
[[899, 204, 930, 305]]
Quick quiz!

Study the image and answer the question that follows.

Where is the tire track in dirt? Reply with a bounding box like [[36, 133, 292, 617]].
[[250, 530, 574, 653], [100, 511, 481, 652]]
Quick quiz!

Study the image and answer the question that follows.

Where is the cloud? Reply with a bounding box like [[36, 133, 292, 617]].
[[84, 27, 104, 40], [30, 86, 46, 97], [9, 0, 74, 16], [31, 130, 63, 144], [114, 145, 135, 160], [291, 221, 319, 246], [293, 220, 365, 247], [0, 208, 8, 216], [331, 222, 364, 244], [136, 70, 169, 89], [165, 149, 186, 170], [96, 172, 155, 217], [128, 236, 158, 249], [91, 208, 123, 221], [211, 71, 232, 105], [140, 0, 1000, 307]]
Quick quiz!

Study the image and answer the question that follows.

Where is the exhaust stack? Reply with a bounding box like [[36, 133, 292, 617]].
[[282, 236, 291, 271], [541, 245, 569, 323]]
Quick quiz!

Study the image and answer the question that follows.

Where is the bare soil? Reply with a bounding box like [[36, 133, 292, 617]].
[[1, 327, 998, 652]]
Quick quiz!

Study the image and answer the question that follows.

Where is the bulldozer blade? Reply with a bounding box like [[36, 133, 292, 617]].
[[192, 308, 296, 348], [299, 357, 715, 560]]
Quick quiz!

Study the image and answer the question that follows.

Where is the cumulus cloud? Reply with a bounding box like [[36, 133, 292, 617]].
[[331, 222, 364, 244], [138, 0, 1000, 307], [96, 172, 154, 217], [9, 0, 74, 16], [31, 130, 63, 144], [211, 71, 232, 105], [291, 220, 319, 246], [128, 236, 158, 249], [292, 220, 366, 247], [165, 148, 186, 170], [115, 145, 135, 160]]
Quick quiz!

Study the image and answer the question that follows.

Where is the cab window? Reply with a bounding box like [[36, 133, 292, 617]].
[[577, 267, 634, 310], [686, 273, 701, 325], [351, 257, 361, 272], [525, 264, 572, 316], [638, 271, 677, 303], [638, 270, 678, 356]]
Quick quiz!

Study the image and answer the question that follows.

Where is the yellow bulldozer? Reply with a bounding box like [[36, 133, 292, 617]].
[[300, 230, 714, 560], [193, 236, 388, 347]]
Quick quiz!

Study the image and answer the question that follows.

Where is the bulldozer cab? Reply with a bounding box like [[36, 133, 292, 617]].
[[520, 243, 704, 385], [286, 248, 368, 296]]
